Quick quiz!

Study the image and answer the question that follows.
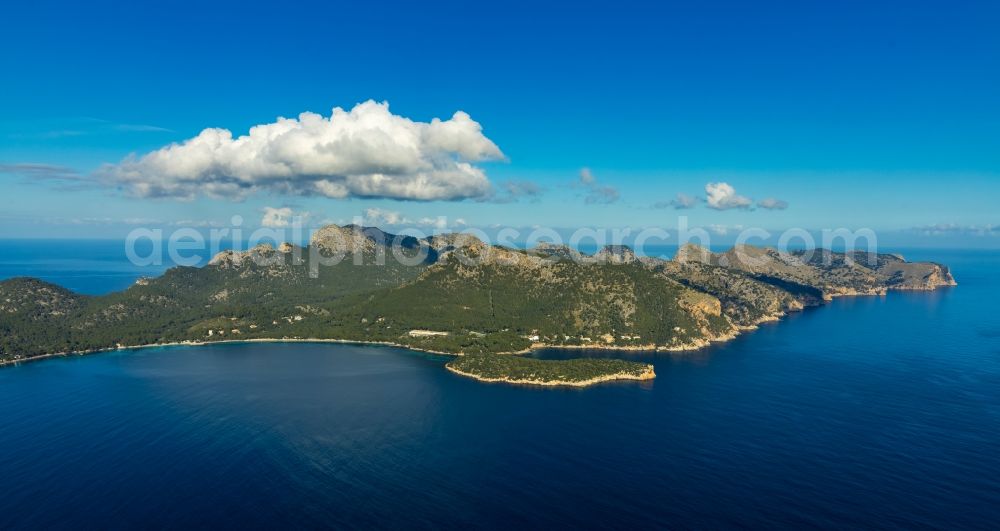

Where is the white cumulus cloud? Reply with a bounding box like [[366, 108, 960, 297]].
[[98, 100, 504, 201], [705, 182, 752, 210]]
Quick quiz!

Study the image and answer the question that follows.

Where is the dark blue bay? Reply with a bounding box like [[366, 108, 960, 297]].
[[1, 248, 999, 528]]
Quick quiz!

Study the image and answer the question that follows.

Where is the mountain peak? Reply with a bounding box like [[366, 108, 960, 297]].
[[674, 243, 713, 264], [309, 224, 382, 253], [594, 245, 637, 264]]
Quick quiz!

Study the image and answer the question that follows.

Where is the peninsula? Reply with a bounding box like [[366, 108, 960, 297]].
[[0, 225, 956, 386]]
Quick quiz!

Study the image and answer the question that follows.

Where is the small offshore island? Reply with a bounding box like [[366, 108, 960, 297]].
[[0, 225, 955, 387], [446, 353, 656, 387]]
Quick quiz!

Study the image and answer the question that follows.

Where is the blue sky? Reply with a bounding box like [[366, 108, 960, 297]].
[[1, 0, 998, 245]]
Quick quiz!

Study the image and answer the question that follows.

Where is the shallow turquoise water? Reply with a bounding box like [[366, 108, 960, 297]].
[[1, 248, 998, 528]]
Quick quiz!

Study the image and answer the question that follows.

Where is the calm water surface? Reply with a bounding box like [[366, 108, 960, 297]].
[[1, 248, 998, 528], [0, 239, 175, 294]]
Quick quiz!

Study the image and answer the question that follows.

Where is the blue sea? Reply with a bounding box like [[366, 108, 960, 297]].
[[0, 239, 179, 294], [1, 242, 999, 529]]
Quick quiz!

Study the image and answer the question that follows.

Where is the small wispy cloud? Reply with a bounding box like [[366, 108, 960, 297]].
[[585, 186, 620, 204], [4, 117, 173, 140], [66, 217, 163, 226], [362, 207, 467, 230], [0, 162, 96, 192], [0, 163, 86, 181], [171, 219, 225, 228], [363, 207, 407, 226], [6, 130, 88, 140], [654, 193, 699, 210], [27, 215, 231, 228], [577, 168, 620, 204], [757, 197, 789, 210], [261, 206, 311, 228], [705, 223, 745, 236], [652, 185, 786, 211], [489, 179, 544, 203], [114, 123, 174, 133]]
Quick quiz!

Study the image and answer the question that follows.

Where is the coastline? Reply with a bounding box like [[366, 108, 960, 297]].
[[0, 337, 459, 368], [0, 332, 720, 367], [0, 314, 770, 369], [0, 284, 957, 386], [445, 364, 656, 387]]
